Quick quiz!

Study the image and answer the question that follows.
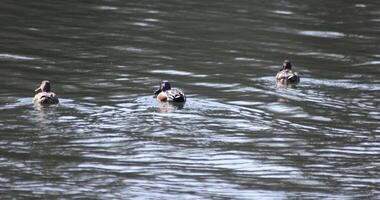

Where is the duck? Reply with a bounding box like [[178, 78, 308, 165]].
[[153, 80, 186, 102], [33, 80, 59, 105], [275, 60, 300, 84]]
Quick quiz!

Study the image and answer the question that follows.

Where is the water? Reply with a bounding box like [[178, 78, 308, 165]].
[[1, 0, 380, 199]]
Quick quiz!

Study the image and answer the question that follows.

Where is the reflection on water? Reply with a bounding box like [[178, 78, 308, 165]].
[[298, 31, 346, 38], [1, 0, 380, 199]]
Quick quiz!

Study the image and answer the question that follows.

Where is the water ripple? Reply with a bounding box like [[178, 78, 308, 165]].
[[298, 31, 346, 38], [150, 69, 208, 77], [0, 53, 36, 60], [1, 0, 380, 199]]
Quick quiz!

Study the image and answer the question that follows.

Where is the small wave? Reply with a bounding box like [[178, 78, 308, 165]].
[[263, 102, 307, 117], [298, 31, 346, 38], [150, 69, 207, 77], [96, 6, 118, 10], [354, 61, 380, 66], [0, 98, 32, 110], [302, 78, 380, 91], [355, 4, 367, 8], [150, 69, 193, 76], [235, 57, 261, 62], [296, 52, 347, 61], [110, 46, 158, 54], [143, 18, 159, 22], [271, 10, 293, 15], [192, 82, 240, 89], [131, 22, 155, 27], [0, 53, 36, 60]]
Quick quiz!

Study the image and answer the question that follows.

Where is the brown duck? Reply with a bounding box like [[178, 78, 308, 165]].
[[153, 80, 186, 102], [276, 60, 300, 84], [33, 80, 59, 104]]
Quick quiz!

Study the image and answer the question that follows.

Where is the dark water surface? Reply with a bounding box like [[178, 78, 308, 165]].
[[1, 0, 380, 199]]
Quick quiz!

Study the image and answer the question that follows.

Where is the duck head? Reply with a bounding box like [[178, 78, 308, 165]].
[[35, 80, 51, 93], [281, 60, 292, 70], [154, 80, 172, 95]]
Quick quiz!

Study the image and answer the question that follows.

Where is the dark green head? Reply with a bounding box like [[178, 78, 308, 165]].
[[282, 60, 292, 70], [154, 80, 172, 95]]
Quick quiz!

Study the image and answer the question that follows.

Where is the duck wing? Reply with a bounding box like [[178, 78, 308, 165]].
[[165, 89, 186, 102]]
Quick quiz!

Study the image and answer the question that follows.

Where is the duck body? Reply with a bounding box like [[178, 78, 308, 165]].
[[275, 60, 300, 84], [33, 80, 59, 105], [276, 69, 300, 84], [33, 92, 59, 104], [156, 88, 186, 102], [154, 80, 186, 102]]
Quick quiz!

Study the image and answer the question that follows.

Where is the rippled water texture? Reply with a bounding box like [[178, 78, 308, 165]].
[[1, 0, 380, 199]]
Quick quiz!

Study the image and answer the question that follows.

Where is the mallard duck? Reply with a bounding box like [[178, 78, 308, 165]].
[[153, 80, 186, 102], [276, 60, 300, 84], [33, 80, 59, 104]]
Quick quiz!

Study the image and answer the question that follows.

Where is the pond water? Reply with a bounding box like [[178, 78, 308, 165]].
[[0, 0, 379, 199]]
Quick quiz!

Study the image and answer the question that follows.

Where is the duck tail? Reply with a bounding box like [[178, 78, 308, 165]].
[[172, 95, 186, 102], [287, 74, 300, 83]]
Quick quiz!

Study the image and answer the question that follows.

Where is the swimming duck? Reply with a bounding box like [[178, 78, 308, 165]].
[[275, 60, 300, 84], [33, 80, 59, 104], [154, 80, 186, 102]]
